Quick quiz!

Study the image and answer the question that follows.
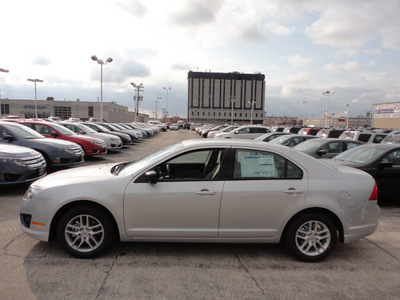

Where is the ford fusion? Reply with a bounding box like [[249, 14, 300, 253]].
[[20, 139, 380, 262]]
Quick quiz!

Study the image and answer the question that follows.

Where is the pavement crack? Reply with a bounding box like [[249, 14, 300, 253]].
[[228, 245, 266, 298], [95, 253, 119, 299], [365, 237, 399, 260]]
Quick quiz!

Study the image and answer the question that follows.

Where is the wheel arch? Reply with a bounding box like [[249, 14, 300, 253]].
[[281, 207, 344, 243], [49, 200, 120, 242]]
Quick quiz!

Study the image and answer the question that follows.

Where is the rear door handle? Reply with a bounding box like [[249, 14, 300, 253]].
[[196, 189, 217, 195], [284, 188, 304, 195]]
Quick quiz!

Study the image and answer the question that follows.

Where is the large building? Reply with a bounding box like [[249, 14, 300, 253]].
[[0, 98, 148, 122], [373, 102, 400, 129], [187, 71, 266, 124]]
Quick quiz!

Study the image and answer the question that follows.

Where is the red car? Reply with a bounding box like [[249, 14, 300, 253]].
[[19, 121, 107, 156]]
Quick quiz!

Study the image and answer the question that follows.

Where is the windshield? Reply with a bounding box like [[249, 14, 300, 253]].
[[332, 145, 387, 164], [3, 123, 45, 139], [269, 135, 292, 144], [78, 124, 97, 134], [294, 139, 325, 151], [118, 142, 183, 176], [51, 123, 77, 135]]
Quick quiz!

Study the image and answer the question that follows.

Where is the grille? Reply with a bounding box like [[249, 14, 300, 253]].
[[68, 146, 85, 156], [22, 152, 46, 170]]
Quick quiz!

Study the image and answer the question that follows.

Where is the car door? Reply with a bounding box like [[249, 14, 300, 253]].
[[123, 148, 226, 238], [367, 150, 400, 199], [219, 148, 308, 238]]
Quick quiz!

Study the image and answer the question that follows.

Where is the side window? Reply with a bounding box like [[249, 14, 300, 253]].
[[233, 149, 303, 179], [323, 142, 342, 153], [0, 126, 9, 139], [346, 142, 359, 150], [373, 135, 386, 143], [358, 134, 371, 142], [238, 128, 250, 134], [157, 149, 224, 181], [381, 151, 400, 166]]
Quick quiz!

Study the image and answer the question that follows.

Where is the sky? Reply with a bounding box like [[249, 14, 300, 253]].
[[1, 0, 400, 119]]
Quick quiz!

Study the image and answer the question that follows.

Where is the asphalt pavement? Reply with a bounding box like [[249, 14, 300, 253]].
[[0, 129, 399, 300]]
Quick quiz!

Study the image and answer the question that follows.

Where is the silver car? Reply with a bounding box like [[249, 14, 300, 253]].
[[20, 139, 380, 262]]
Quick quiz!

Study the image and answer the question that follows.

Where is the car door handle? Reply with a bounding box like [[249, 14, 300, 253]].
[[283, 188, 304, 194], [196, 189, 217, 195]]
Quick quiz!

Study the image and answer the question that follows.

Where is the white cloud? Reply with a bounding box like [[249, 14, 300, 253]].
[[285, 55, 312, 68]]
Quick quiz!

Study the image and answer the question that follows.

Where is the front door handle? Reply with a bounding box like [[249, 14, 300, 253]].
[[283, 188, 304, 195], [196, 189, 217, 195]]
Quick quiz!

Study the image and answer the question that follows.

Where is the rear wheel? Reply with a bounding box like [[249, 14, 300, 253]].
[[57, 205, 116, 258], [285, 213, 337, 262]]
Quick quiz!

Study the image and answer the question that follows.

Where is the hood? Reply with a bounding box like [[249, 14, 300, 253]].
[[33, 163, 119, 189], [0, 144, 38, 157], [31, 138, 80, 149]]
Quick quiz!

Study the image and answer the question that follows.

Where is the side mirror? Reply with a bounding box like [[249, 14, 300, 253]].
[[317, 149, 327, 157], [3, 134, 15, 142], [50, 132, 59, 137], [145, 170, 158, 184], [378, 162, 392, 170]]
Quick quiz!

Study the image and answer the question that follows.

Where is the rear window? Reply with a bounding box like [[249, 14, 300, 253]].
[[358, 134, 371, 142]]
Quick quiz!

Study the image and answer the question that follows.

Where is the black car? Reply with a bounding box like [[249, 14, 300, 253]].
[[327, 143, 400, 202], [0, 122, 84, 169]]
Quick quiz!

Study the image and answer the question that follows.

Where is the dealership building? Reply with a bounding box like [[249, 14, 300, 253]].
[[0, 98, 148, 122], [187, 71, 266, 124]]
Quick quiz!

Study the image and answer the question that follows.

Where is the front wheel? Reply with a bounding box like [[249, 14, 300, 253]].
[[57, 205, 116, 258], [284, 213, 337, 262]]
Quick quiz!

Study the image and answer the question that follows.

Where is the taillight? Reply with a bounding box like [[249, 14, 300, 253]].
[[369, 182, 378, 201]]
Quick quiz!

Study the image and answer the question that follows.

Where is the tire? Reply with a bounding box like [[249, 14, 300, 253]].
[[284, 213, 337, 262], [57, 205, 116, 258]]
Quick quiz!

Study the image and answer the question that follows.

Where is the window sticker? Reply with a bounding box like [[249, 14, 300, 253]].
[[238, 152, 276, 178]]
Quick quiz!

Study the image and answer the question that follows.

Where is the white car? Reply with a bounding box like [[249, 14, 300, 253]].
[[214, 125, 271, 139], [20, 139, 380, 262]]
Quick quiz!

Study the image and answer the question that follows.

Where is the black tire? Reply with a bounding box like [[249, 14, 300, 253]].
[[284, 213, 337, 262], [57, 205, 116, 258]]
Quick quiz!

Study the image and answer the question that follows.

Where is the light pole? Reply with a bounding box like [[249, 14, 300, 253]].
[[131, 82, 144, 122], [345, 103, 353, 128], [248, 100, 256, 124], [302, 101, 308, 126], [0, 68, 9, 118], [163, 87, 171, 122], [322, 90, 335, 127], [231, 99, 235, 125], [91, 55, 113, 122], [154, 97, 161, 119], [27, 78, 43, 118]]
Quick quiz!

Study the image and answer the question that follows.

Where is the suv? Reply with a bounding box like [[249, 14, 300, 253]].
[[0, 121, 84, 169], [339, 130, 387, 143]]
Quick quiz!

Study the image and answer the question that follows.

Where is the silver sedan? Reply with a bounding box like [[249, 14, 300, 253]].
[[20, 139, 380, 262]]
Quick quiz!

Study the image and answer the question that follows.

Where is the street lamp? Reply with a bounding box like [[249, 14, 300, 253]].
[[27, 78, 44, 118], [302, 101, 308, 126], [163, 87, 171, 122], [91, 55, 113, 122], [231, 99, 235, 125], [154, 96, 161, 119], [131, 82, 144, 122], [345, 103, 353, 128], [248, 100, 256, 124], [0, 68, 9, 118], [322, 90, 335, 127]]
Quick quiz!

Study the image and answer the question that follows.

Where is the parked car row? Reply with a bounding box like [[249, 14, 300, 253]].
[[0, 120, 163, 185]]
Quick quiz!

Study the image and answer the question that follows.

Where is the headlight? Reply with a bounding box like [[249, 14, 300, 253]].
[[91, 141, 105, 147], [23, 186, 43, 202], [0, 157, 27, 167]]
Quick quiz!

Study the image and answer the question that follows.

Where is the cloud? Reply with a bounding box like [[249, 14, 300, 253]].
[[33, 56, 51, 66], [171, 0, 224, 26], [285, 55, 312, 68], [116, 0, 148, 18]]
